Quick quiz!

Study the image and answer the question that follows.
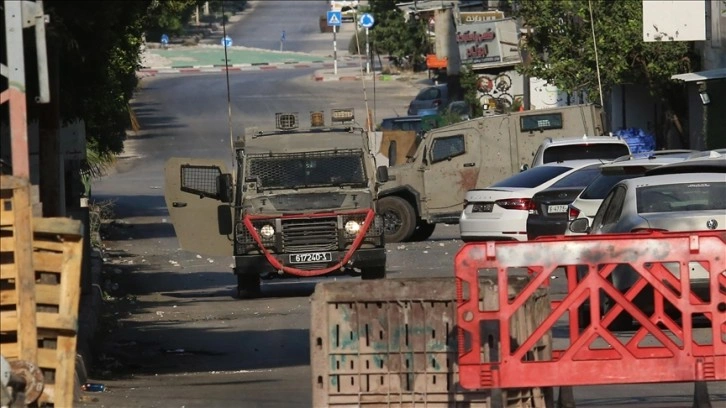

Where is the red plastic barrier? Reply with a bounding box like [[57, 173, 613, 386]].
[[455, 231, 726, 389]]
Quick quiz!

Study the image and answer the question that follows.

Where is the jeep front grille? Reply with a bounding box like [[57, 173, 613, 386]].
[[282, 218, 338, 252]]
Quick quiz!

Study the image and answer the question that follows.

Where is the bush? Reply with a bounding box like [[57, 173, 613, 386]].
[[348, 28, 368, 55]]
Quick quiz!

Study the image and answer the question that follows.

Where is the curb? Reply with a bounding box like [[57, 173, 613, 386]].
[[137, 61, 361, 77]]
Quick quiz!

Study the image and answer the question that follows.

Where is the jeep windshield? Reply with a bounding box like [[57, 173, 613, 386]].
[[247, 149, 367, 190]]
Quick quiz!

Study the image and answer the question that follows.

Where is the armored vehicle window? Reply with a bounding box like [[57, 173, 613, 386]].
[[180, 164, 223, 199], [431, 135, 465, 163], [520, 113, 563, 132], [247, 149, 367, 190]]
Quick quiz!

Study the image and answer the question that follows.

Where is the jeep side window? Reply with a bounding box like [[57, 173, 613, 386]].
[[430, 135, 465, 163]]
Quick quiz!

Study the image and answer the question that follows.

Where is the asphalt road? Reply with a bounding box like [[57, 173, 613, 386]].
[[81, 3, 725, 408], [227, 0, 349, 55]]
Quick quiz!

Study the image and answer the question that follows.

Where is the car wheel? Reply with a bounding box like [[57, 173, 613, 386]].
[[236, 273, 261, 299], [409, 221, 436, 242], [362, 266, 386, 280], [378, 196, 417, 243]]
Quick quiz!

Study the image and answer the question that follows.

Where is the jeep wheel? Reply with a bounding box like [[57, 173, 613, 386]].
[[362, 266, 386, 280], [378, 196, 416, 243], [236, 274, 261, 299], [409, 221, 436, 242]]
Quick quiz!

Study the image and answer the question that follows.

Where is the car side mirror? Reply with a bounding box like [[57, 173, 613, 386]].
[[376, 166, 389, 183], [520, 163, 530, 172], [217, 173, 233, 203], [569, 218, 590, 234]]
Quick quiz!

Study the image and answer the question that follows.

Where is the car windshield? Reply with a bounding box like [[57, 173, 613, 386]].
[[247, 149, 367, 190], [550, 165, 601, 188], [579, 166, 650, 199], [542, 144, 630, 164], [491, 166, 571, 188], [637, 182, 726, 213], [416, 87, 442, 101], [381, 119, 422, 132]]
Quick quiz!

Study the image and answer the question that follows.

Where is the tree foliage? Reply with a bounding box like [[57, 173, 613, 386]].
[[459, 64, 484, 117], [36, 0, 202, 163], [366, 0, 429, 70], [512, 0, 696, 104]]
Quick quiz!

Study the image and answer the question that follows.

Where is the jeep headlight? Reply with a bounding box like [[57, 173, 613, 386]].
[[259, 224, 275, 238], [344, 220, 361, 235]]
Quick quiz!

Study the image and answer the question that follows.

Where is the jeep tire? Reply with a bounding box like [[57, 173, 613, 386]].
[[378, 196, 416, 243], [236, 273, 261, 299], [361, 266, 386, 280], [409, 220, 436, 242]]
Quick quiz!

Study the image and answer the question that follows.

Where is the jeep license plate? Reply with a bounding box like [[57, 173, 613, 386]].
[[289, 252, 333, 264]]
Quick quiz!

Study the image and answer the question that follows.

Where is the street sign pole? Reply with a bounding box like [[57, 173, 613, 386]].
[[365, 27, 370, 74], [333, 25, 337, 75], [359, 13, 375, 75]]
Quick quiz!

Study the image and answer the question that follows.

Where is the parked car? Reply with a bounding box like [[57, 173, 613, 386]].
[[526, 163, 603, 240], [565, 150, 696, 236], [460, 161, 602, 242], [529, 135, 632, 169], [645, 150, 726, 176], [569, 170, 726, 329], [407, 84, 449, 116]]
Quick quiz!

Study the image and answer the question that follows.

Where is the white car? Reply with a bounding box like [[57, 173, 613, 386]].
[[569, 169, 726, 330], [460, 161, 604, 242], [565, 150, 695, 236], [529, 135, 631, 169]]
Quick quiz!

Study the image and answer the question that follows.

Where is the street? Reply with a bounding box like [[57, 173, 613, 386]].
[[80, 2, 724, 407]]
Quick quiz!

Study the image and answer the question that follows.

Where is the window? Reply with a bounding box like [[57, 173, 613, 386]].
[[580, 166, 649, 199], [601, 186, 627, 226], [550, 165, 601, 188], [520, 113, 563, 132], [491, 165, 572, 188], [542, 144, 630, 164], [591, 185, 627, 231], [431, 135, 465, 163], [416, 86, 443, 101], [636, 182, 726, 213], [388, 141, 397, 166], [180, 165, 222, 199]]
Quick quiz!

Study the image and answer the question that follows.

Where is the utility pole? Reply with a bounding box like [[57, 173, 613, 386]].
[[3, 0, 50, 179]]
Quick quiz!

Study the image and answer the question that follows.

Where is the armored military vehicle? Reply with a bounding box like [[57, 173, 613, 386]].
[[376, 104, 606, 242], [164, 109, 388, 297]]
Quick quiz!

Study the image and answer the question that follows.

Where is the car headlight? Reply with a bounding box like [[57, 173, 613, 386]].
[[344, 220, 361, 235], [259, 224, 275, 238]]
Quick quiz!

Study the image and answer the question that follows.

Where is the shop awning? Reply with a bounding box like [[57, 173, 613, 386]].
[[671, 68, 726, 82]]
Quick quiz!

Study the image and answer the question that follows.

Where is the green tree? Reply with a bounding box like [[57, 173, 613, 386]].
[[145, 0, 201, 39], [366, 0, 430, 70], [27, 0, 205, 175], [459, 64, 484, 118], [512, 0, 695, 106]]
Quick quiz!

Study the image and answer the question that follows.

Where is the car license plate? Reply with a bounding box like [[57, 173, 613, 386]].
[[548, 205, 568, 214], [289, 252, 332, 264], [473, 203, 494, 212]]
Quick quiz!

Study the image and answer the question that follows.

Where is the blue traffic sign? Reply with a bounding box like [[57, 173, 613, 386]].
[[281, 30, 286, 42], [160, 34, 169, 44], [221, 35, 233, 47], [359, 13, 375, 29], [327, 10, 342, 27]]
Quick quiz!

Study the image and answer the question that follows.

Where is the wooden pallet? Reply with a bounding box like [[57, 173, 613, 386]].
[[1, 175, 84, 407]]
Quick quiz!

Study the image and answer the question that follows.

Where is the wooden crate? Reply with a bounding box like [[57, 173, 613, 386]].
[[1, 175, 39, 363], [1, 175, 84, 407]]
